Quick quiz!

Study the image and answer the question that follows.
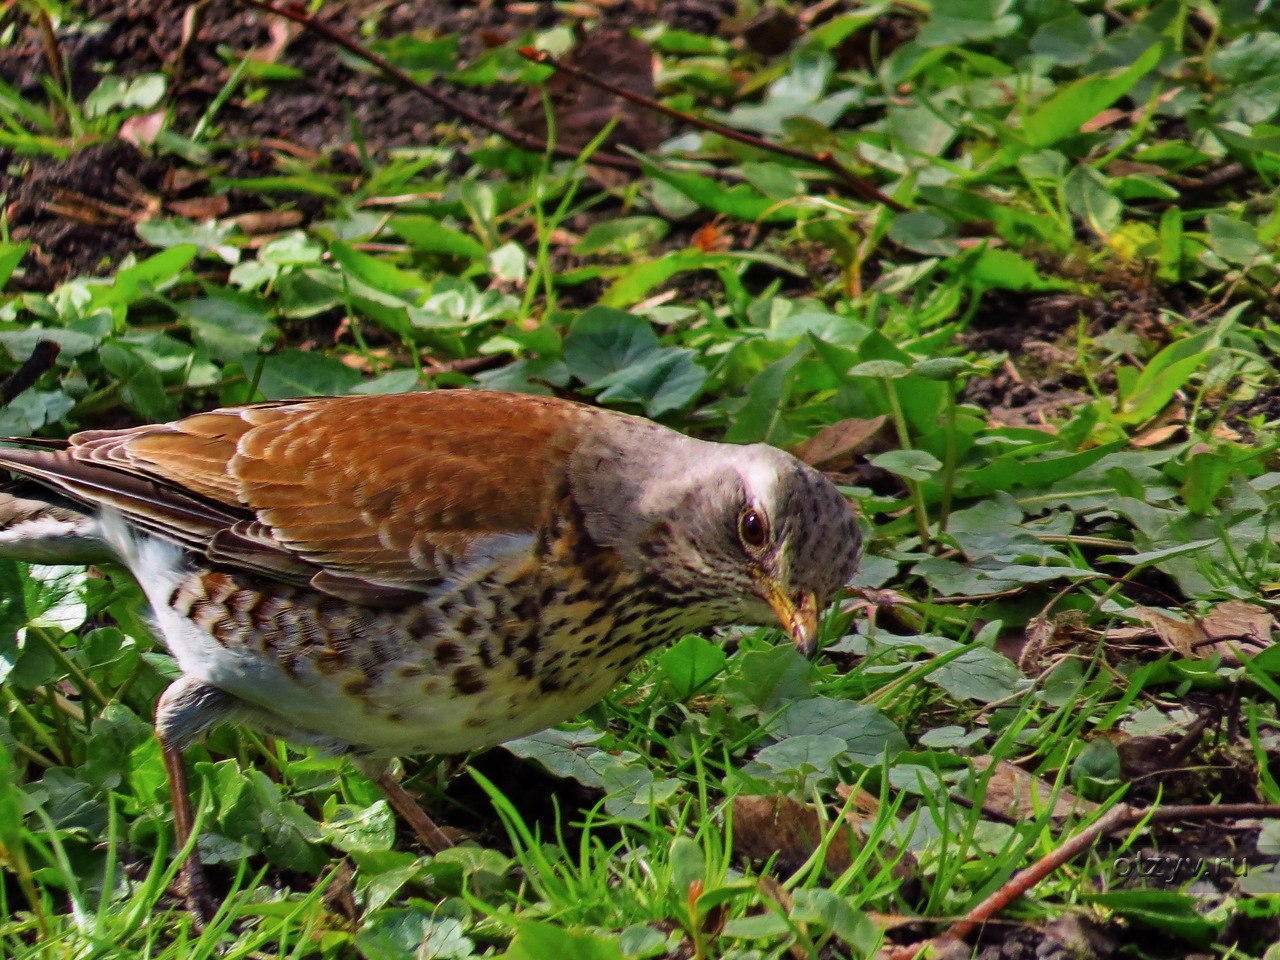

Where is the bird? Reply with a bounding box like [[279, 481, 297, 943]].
[[0, 389, 862, 919]]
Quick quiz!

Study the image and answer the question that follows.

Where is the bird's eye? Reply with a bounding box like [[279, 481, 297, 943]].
[[738, 507, 768, 549]]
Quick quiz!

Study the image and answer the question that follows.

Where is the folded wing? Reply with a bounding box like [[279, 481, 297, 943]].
[[0, 392, 598, 604]]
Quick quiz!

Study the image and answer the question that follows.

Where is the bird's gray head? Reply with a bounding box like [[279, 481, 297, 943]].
[[570, 419, 862, 655]]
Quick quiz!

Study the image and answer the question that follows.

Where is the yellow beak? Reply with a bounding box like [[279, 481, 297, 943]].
[[763, 583, 820, 658]]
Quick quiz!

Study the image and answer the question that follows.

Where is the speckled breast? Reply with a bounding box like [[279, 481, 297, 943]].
[[161, 477, 702, 757]]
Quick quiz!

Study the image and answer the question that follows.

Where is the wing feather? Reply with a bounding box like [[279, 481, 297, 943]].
[[0, 392, 602, 604]]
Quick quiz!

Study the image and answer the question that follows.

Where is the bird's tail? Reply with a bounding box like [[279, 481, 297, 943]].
[[0, 489, 114, 565]]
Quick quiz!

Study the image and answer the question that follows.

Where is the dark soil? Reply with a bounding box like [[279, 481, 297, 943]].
[[2, 140, 167, 289], [0, 0, 741, 289], [959, 285, 1189, 425]]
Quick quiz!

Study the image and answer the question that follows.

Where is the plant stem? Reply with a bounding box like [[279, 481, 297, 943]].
[[886, 380, 931, 549], [29, 626, 108, 713], [939, 387, 957, 534], [4, 688, 65, 765]]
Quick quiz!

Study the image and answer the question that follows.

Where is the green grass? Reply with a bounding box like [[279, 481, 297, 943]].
[[3, 0, 1280, 956]]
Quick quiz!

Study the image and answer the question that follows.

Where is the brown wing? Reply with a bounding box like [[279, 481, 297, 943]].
[[0, 392, 603, 603]]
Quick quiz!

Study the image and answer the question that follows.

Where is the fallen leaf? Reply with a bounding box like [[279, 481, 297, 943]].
[[733, 794, 861, 874], [971, 757, 1098, 819], [1131, 423, 1183, 448], [691, 223, 729, 253], [118, 110, 166, 147], [1081, 108, 1128, 132], [793, 416, 886, 467], [234, 209, 305, 235], [166, 196, 229, 220], [1134, 600, 1275, 662]]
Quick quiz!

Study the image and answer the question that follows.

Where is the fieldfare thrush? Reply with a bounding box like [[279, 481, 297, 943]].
[[0, 390, 862, 918]]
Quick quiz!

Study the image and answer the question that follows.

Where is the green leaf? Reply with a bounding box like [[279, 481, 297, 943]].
[[642, 164, 804, 223], [670, 835, 705, 892], [563, 307, 659, 385], [930, 647, 1026, 703], [0, 560, 26, 684], [1064, 165, 1122, 237], [0, 241, 28, 289], [958, 443, 1124, 497], [959, 247, 1070, 292], [752, 734, 847, 777], [179, 289, 276, 362], [357, 910, 475, 960], [352, 369, 422, 394], [1181, 451, 1233, 515], [1119, 349, 1213, 424], [99, 245, 197, 303], [871, 449, 942, 481], [726, 644, 813, 712], [0, 741, 23, 862], [390, 215, 487, 260], [917, 0, 1020, 45], [775, 697, 906, 763], [1083, 890, 1218, 946], [321, 800, 396, 853], [99, 343, 177, 423], [329, 241, 430, 300], [594, 348, 707, 416], [256, 349, 362, 399], [658, 635, 728, 700], [600, 250, 741, 308], [1023, 44, 1162, 147], [722, 913, 792, 939], [487, 242, 528, 284], [791, 889, 880, 951], [0, 390, 75, 437], [1070, 737, 1121, 785], [1205, 214, 1263, 264], [504, 921, 625, 960], [724, 342, 809, 444], [573, 217, 668, 256], [503, 727, 610, 789]]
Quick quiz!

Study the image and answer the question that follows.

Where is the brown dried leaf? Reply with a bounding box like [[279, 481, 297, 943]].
[[1131, 423, 1183, 448], [163, 167, 209, 194], [972, 757, 1098, 819], [733, 794, 861, 874], [166, 196, 229, 220], [234, 209, 305, 235], [793, 416, 886, 468], [1080, 107, 1127, 132], [691, 222, 729, 253], [1134, 600, 1275, 662], [1113, 733, 1180, 782], [834, 781, 881, 816], [258, 18, 296, 64], [118, 111, 166, 147]]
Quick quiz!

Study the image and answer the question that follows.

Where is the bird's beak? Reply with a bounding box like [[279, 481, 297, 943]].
[[763, 583, 820, 658]]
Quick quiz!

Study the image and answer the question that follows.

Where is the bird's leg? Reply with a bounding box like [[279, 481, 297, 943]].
[[354, 758, 454, 854], [154, 676, 235, 923], [156, 730, 215, 922]]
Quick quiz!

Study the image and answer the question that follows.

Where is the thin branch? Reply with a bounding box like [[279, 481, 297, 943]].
[[0, 340, 59, 405], [236, 0, 904, 212], [889, 803, 1135, 959], [518, 47, 907, 210], [888, 799, 1280, 958], [234, 0, 642, 173]]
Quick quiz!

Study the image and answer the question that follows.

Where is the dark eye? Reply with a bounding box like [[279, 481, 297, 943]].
[[738, 507, 768, 549]]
